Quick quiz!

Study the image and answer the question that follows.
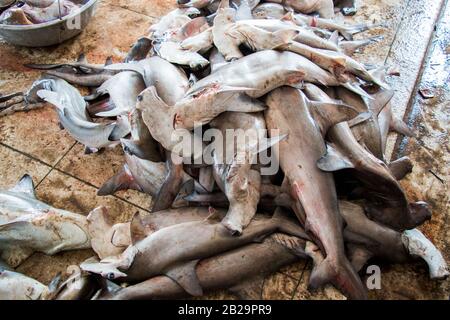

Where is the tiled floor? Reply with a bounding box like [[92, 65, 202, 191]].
[[0, 0, 448, 299]]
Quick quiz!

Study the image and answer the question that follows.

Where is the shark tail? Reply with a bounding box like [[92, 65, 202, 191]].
[[309, 256, 368, 300]]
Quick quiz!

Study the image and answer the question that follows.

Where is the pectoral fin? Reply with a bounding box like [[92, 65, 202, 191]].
[[342, 82, 372, 99], [9, 174, 36, 199], [272, 29, 300, 47], [97, 164, 142, 196], [254, 135, 288, 155], [165, 260, 203, 296], [317, 144, 354, 172], [388, 156, 413, 180], [308, 100, 358, 136], [329, 31, 339, 46], [1, 246, 34, 268], [347, 111, 372, 127], [271, 233, 308, 258]]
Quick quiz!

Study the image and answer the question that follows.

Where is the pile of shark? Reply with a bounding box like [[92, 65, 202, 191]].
[[0, 0, 448, 300]]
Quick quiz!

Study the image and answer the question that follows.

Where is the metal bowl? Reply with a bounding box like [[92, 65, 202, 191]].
[[0, 0, 99, 47]]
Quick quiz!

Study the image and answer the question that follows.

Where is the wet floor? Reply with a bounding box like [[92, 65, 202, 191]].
[[0, 0, 449, 299]]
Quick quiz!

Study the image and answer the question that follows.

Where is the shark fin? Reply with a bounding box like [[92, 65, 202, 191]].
[[340, 35, 384, 55], [272, 207, 309, 240], [97, 164, 142, 196], [317, 144, 354, 172], [254, 134, 287, 155], [271, 233, 308, 258], [347, 111, 372, 127], [342, 82, 372, 100], [307, 242, 367, 300], [77, 53, 87, 64], [9, 174, 36, 198], [1, 246, 34, 268], [165, 260, 203, 296], [130, 212, 149, 245], [121, 138, 161, 162], [308, 100, 358, 136], [390, 116, 415, 137], [272, 29, 300, 47], [347, 244, 373, 272], [328, 30, 340, 46], [104, 63, 145, 78], [368, 67, 390, 89], [388, 156, 413, 181], [205, 206, 223, 222]]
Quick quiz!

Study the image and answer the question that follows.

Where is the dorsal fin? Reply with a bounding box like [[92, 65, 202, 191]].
[[205, 206, 222, 222], [317, 143, 354, 172], [9, 174, 36, 198], [329, 30, 339, 46], [104, 56, 113, 66], [369, 89, 394, 116], [280, 11, 294, 22], [218, 0, 230, 9], [252, 134, 288, 155], [165, 260, 203, 296], [77, 53, 87, 64], [130, 212, 148, 245], [307, 99, 358, 136]]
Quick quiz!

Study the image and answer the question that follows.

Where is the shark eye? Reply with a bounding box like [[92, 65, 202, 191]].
[[107, 273, 116, 280], [137, 95, 143, 102]]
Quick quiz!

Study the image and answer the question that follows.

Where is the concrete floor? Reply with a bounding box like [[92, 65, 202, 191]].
[[0, 0, 448, 299]]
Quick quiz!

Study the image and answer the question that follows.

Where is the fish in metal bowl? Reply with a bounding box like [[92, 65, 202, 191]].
[[0, 0, 99, 47]]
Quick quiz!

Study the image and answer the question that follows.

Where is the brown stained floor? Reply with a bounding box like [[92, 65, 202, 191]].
[[0, 0, 449, 299]]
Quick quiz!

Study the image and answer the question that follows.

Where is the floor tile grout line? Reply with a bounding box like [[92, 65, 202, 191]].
[[34, 141, 78, 188], [2, 139, 152, 212], [48, 165, 152, 213], [383, 0, 412, 64], [0, 142, 53, 168], [392, 0, 449, 159], [107, 3, 160, 20], [278, 271, 300, 282], [290, 261, 310, 300]]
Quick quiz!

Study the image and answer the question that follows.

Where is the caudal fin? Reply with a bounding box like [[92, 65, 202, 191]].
[[390, 116, 415, 137], [340, 22, 382, 41], [339, 35, 383, 56], [309, 256, 368, 300]]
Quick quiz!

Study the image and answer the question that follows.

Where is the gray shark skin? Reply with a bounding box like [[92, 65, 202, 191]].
[[265, 87, 366, 299], [97, 233, 307, 300], [81, 209, 308, 296], [188, 50, 368, 99], [303, 84, 430, 231], [0, 175, 90, 267]]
